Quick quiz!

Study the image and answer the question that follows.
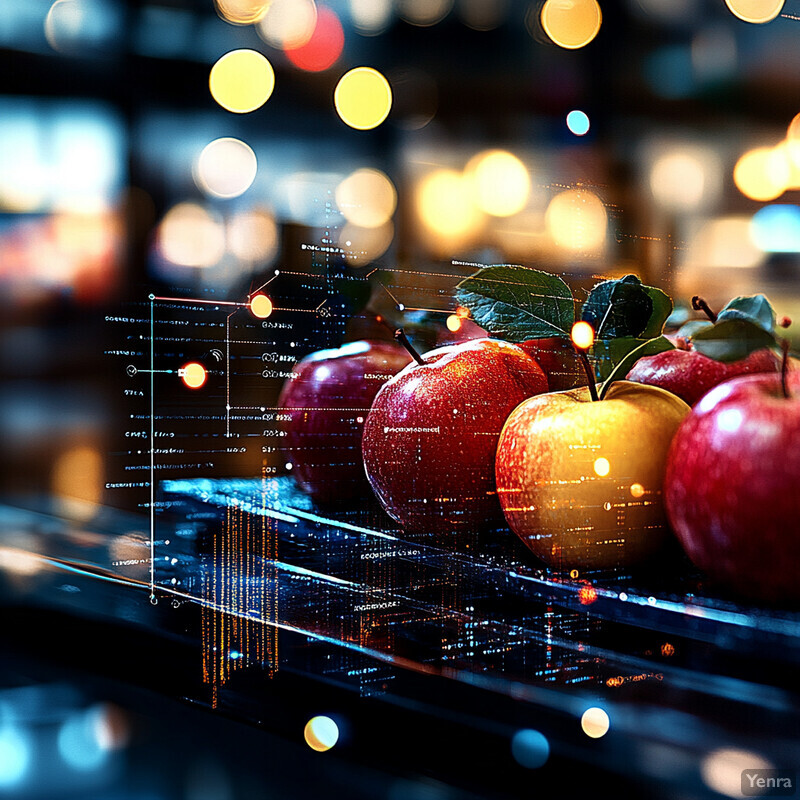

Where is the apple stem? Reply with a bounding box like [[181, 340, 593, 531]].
[[691, 296, 718, 323], [781, 338, 791, 399], [575, 349, 599, 401], [395, 328, 426, 366]]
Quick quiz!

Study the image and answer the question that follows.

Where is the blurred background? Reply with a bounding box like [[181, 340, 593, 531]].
[[4, 0, 800, 512]]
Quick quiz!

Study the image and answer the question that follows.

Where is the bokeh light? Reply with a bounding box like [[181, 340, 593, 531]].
[[459, 0, 510, 30], [787, 113, 800, 166], [304, 716, 339, 752], [465, 149, 531, 217], [571, 320, 595, 349], [593, 457, 610, 477], [284, 6, 344, 72], [334, 67, 393, 130], [180, 362, 207, 389], [446, 314, 462, 332], [682, 216, 764, 270], [227, 208, 279, 263], [158, 203, 225, 268], [339, 220, 394, 266], [57, 709, 110, 771], [545, 189, 607, 252], [0, 727, 30, 787], [541, 0, 602, 49], [724, 0, 784, 23], [510, 729, 550, 769], [51, 443, 103, 520], [701, 748, 773, 798], [630, 482, 645, 498], [650, 147, 719, 213], [416, 169, 483, 240], [335, 168, 397, 228], [257, 0, 317, 50], [566, 109, 590, 136], [750, 204, 800, 252], [249, 293, 274, 318], [397, 0, 454, 27], [580, 707, 610, 738], [214, 0, 270, 25], [209, 49, 275, 113], [349, 0, 393, 35], [733, 146, 789, 201], [45, 0, 85, 53], [195, 138, 257, 199]]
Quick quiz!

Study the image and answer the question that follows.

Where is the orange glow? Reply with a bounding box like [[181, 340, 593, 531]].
[[285, 7, 344, 72], [541, 0, 602, 49], [581, 707, 610, 738], [215, 0, 270, 24], [630, 482, 645, 498], [250, 293, 273, 318], [446, 314, 462, 332], [571, 321, 595, 350], [52, 443, 103, 520], [578, 583, 597, 605], [661, 642, 675, 657], [181, 362, 207, 389], [456, 306, 470, 318], [733, 146, 788, 201], [593, 457, 610, 477]]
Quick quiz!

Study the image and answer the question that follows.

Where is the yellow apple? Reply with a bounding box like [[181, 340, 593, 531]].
[[495, 381, 690, 570]]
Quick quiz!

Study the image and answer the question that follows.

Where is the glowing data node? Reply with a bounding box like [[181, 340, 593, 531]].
[[571, 320, 595, 350], [180, 362, 207, 389], [209, 49, 275, 113], [334, 67, 393, 130], [250, 293, 274, 319]]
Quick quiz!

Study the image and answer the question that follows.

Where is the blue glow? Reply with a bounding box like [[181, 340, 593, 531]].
[[230, 650, 242, 660], [644, 46, 695, 99], [58, 712, 109, 772], [566, 110, 590, 136], [0, 727, 30, 786], [511, 729, 550, 768], [750, 205, 800, 252]]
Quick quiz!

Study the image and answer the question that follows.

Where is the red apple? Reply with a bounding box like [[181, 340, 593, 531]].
[[362, 338, 548, 532], [518, 337, 587, 392], [665, 371, 800, 602], [278, 340, 411, 503], [496, 381, 689, 570], [626, 347, 779, 406]]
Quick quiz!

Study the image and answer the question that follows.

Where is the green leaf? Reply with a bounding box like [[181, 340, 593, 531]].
[[691, 318, 777, 363], [591, 337, 643, 381], [716, 294, 776, 333], [677, 319, 713, 339], [455, 265, 575, 341], [599, 336, 675, 400], [581, 275, 654, 339], [640, 286, 673, 339]]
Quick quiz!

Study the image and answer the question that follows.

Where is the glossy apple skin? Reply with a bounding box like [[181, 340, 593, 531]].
[[518, 337, 587, 392], [362, 338, 548, 532], [665, 372, 800, 602], [496, 381, 690, 570], [626, 347, 779, 406], [278, 341, 411, 503]]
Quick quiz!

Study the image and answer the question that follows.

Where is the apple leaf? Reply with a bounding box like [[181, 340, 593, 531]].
[[599, 336, 675, 400], [581, 275, 671, 340], [591, 336, 645, 381], [716, 294, 776, 333], [690, 318, 777, 362], [640, 286, 674, 339], [455, 265, 575, 341]]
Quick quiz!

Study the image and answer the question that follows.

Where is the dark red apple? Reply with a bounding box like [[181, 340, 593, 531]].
[[278, 340, 411, 503], [665, 370, 800, 602], [518, 337, 587, 392], [626, 347, 779, 406], [362, 338, 548, 532]]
